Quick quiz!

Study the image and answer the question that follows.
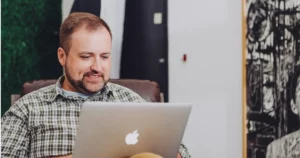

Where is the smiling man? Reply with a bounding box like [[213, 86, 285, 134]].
[[1, 12, 191, 158]]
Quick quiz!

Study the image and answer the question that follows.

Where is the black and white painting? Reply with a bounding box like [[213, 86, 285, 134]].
[[244, 0, 300, 157]]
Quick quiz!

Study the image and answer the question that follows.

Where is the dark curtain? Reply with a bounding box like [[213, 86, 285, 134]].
[[70, 0, 101, 16], [120, 0, 169, 102]]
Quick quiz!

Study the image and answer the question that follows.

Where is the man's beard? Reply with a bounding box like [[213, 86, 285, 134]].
[[64, 64, 108, 94]]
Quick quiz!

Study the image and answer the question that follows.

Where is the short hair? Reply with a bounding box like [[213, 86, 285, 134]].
[[59, 12, 112, 54]]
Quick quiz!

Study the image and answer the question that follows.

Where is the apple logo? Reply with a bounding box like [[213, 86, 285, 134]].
[[125, 130, 139, 145]]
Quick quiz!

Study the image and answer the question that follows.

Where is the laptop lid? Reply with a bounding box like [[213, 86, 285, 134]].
[[73, 102, 192, 158]]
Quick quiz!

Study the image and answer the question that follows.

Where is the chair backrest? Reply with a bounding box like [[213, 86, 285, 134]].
[[20, 79, 161, 102]]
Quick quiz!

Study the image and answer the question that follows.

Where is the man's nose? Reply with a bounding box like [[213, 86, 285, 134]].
[[90, 59, 102, 72]]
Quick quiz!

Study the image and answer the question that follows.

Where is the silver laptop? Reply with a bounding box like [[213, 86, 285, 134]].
[[72, 102, 192, 158]]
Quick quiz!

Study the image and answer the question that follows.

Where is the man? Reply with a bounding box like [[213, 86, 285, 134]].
[[266, 66, 300, 158], [1, 12, 191, 158]]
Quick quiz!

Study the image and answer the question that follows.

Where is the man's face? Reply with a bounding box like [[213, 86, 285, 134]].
[[58, 27, 112, 94]]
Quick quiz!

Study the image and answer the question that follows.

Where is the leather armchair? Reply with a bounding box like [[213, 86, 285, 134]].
[[11, 79, 163, 105]]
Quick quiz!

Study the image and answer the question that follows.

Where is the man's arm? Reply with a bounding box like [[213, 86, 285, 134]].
[[1, 102, 30, 157]]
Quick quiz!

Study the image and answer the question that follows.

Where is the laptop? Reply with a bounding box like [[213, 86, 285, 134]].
[[72, 102, 192, 158]]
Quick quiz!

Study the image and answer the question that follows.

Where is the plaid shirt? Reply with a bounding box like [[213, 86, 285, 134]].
[[2, 76, 191, 158]]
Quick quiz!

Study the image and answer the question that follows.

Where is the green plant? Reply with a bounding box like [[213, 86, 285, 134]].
[[1, 0, 62, 115]]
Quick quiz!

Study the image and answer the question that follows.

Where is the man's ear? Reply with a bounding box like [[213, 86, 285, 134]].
[[58, 47, 67, 66], [291, 99, 298, 115]]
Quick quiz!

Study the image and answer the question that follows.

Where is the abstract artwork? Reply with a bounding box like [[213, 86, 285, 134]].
[[243, 0, 300, 157]]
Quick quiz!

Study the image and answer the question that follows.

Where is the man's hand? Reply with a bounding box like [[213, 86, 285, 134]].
[[177, 153, 182, 158]]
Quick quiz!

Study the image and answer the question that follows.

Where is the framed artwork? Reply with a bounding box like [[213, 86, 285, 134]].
[[243, 0, 300, 158]]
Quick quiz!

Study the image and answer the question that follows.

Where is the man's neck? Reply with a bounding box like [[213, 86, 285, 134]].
[[61, 88, 91, 99]]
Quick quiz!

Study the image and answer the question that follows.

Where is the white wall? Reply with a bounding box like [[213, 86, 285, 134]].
[[168, 0, 242, 158], [100, 0, 125, 79], [62, 0, 74, 22]]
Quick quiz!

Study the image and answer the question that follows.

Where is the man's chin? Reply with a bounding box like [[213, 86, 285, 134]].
[[82, 83, 105, 93]]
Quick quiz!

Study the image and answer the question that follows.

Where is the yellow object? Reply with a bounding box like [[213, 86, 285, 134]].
[[129, 152, 163, 158]]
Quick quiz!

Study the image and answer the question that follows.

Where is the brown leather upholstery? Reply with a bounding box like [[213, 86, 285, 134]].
[[21, 79, 161, 102]]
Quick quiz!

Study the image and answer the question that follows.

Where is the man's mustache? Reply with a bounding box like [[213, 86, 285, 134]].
[[83, 71, 104, 78]]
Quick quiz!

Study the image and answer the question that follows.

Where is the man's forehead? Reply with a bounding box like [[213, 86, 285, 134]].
[[69, 27, 112, 48], [71, 27, 109, 38]]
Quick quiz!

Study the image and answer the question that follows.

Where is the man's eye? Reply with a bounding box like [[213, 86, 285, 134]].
[[102, 56, 109, 59], [81, 56, 90, 59]]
